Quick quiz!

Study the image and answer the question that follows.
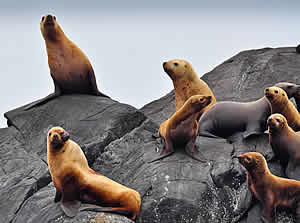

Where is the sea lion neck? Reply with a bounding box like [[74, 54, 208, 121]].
[[43, 24, 67, 44]]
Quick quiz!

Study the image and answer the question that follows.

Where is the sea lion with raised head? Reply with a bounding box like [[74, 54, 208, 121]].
[[267, 113, 300, 180], [163, 59, 216, 119], [149, 95, 212, 163], [25, 14, 109, 110], [47, 127, 141, 220], [238, 152, 300, 223], [265, 86, 300, 131]]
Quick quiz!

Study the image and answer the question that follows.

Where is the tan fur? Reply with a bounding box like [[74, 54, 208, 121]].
[[239, 152, 300, 222], [40, 14, 106, 95], [265, 86, 300, 131], [47, 127, 141, 220], [163, 59, 216, 117]]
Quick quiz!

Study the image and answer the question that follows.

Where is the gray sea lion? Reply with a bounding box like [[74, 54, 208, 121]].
[[198, 82, 300, 141]]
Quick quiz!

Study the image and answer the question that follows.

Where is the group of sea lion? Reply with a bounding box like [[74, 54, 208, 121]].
[[25, 13, 300, 222]]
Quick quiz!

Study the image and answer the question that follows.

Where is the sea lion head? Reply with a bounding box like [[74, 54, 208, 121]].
[[47, 127, 70, 150], [267, 113, 287, 134], [163, 59, 194, 81], [188, 95, 212, 111], [238, 152, 268, 174], [264, 86, 288, 104], [275, 82, 300, 98], [40, 14, 61, 41]]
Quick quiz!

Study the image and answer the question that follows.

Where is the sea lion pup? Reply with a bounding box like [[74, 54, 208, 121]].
[[163, 59, 216, 119], [25, 14, 109, 110], [238, 152, 300, 223], [149, 95, 212, 163], [197, 82, 300, 141], [267, 113, 300, 180], [47, 127, 141, 220], [265, 86, 300, 131]]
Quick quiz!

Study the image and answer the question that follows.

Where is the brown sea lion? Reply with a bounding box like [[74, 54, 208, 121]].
[[149, 95, 212, 163], [238, 152, 300, 223], [275, 82, 300, 112], [265, 86, 300, 131], [198, 82, 300, 141], [267, 113, 300, 180], [47, 127, 141, 220], [25, 14, 109, 110], [163, 59, 216, 119]]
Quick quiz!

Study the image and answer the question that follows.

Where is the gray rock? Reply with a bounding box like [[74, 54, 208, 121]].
[[1, 47, 300, 222]]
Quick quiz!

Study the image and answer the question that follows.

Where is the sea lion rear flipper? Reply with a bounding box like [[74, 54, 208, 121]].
[[61, 200, 81, 217], [79, 205, 133, 219], [88, 69, 110, 98], [148, 139, 174, 163], [24, 80, 61, 110], [185, 137, 207, 163]]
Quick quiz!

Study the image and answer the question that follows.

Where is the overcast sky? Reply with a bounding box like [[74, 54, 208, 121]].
[[1, 1, 300, 127]]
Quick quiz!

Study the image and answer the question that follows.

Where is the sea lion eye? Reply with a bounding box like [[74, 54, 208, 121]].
[[200, 98, 204, 102], [42, 16, 45, 21], [174, 62, 179, 67], [49, 132, 52, 136], [275, 90, 278, 94], [54, 16, 56, 20], [276, 118, 280, 122]]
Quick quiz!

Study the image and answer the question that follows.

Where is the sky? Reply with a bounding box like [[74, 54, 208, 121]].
[[1, 1, 300, 127]]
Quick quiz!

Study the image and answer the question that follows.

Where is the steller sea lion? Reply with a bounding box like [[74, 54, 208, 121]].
[[238, 152, 300, 223], [198, 82, 300, 141], [47, 127, 141, 220], [25, 14, 109, 110], [267, 113, 300, 180], [265, 86, 300, 132], [163, 59, 216, 120], [149, 95, 212, 163]]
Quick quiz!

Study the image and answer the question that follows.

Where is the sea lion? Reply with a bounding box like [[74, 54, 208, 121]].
[[267, 113, 300, 180], [198, 82, 300, 141], [163, 59, 216, 119], [265, 86, 300, 131], [47, 127, 141, 220], [238, 152, 300, 223], [25, 14, 109, 110], [275, 82, 300, 112], [149, 95, 212, 163]]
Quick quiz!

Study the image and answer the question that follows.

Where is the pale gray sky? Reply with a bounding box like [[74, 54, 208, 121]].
[[1, 1, 300, 127]]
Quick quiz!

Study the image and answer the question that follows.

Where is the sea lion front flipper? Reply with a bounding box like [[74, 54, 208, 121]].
[[148, 138, 174, 163], [61, 199, 81, 217], [88, 69, 110, 98], [24, 79, 61, 110], [185, 136, 207, 163]]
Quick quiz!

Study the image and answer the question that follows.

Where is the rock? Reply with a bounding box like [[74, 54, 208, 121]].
[[142, 47, 300, 125], [1, 47, 300, 222]]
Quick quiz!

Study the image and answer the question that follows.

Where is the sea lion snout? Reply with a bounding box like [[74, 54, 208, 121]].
[[62, 131, 70, 142]]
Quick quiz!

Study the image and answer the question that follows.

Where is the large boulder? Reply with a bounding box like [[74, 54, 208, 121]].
[[1, 47, 299, 222]]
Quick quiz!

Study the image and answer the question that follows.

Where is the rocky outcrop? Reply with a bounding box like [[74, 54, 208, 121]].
[[1, 47, 300, 222]]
